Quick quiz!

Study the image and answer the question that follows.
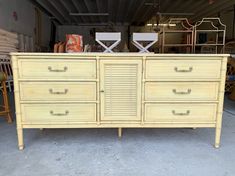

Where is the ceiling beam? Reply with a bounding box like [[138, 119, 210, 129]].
[[124, 0, 136, 23], [100, 0, 108, 23], [69, 23, 109, 26], [27, 0, 52, 17], [126, 0, 142, 23], [70, 0, 86, 23], [70, 13, 109, 16], [192, 0, 235, 21], [58, 0, 80, 24], [83, 0, 96, 23], [114, 0, 123, 24], [116, 0, 126, 23], [180, 1, 211, 23], [143, 0, 189, 24], [131, 0, 148, 23], [96, 0, 102, 22], [111, 0, 119, 24], [28, 0, 62, 25], [164, 0, 184, 14], [159, 0, 194, 23], [158, 0, 170, 12], [108, 0, 114, 23], [49, 0, 71, 23], [36, 0, 65, 24], [140, 5, 155, 24], [174, 0, 195, 13]]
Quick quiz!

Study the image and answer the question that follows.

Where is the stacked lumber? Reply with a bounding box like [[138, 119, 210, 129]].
[[0, 28, 18, 54]]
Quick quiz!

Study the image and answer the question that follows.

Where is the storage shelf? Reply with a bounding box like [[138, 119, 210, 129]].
[[164, 44, 193, 47], [161, 18, 194, 53], [195, 44, 224, 46], [164, 30, 193, 33], [196, 30, 225, 32]]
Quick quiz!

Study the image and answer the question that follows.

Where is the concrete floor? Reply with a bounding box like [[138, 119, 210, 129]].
[[1, 93, 235, 176]]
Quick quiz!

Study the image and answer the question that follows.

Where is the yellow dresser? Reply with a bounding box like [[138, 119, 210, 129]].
[[11, 53, 228, 150]]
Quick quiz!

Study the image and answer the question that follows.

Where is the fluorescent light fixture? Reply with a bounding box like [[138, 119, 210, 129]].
[[146, 23, 176, 27], [70, 13, 109, 16]]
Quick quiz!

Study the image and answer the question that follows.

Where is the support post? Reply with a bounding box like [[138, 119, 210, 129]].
[[17, 128, 24, 150], [118, 128, 122, 138]]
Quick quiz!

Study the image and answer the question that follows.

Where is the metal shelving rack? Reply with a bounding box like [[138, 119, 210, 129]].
[[162, 18, 194, 53], [194, 18, 226, 54]]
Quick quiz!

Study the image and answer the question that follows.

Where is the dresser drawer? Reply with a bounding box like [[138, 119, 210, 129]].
[[145, 60, 221, 79], [21, 104, 96, 123], [145, 103, 217, 122], [19, 82, 96, 101], [18, 59, 96, 79], [145, 82, 219, 101]]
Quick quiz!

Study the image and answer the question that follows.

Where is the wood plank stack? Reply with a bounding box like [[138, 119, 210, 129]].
[[0, 28, 17, 92], [0, 28, 18, 54]]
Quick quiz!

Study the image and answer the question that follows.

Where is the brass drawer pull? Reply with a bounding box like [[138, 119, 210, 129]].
[[172, 89, 191, 95], [49, 89, 68, 95], [48, 66, 68, 72], [174, 67, 193, 72], [172, 110, 190, 116], [50, 110, 69, 116]]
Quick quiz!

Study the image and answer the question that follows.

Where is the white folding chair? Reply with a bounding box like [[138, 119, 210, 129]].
[[132, 33, 158, 53], [95, 32, 121, 53]]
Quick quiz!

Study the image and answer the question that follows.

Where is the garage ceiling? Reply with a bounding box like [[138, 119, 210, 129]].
[[29, 0, 235, 25]]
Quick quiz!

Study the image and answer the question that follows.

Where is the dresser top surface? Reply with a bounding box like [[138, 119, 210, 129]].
[[10, 52, 230, 58]]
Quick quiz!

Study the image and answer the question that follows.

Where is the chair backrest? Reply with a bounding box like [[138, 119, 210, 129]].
[[0, 55, 13, 91]]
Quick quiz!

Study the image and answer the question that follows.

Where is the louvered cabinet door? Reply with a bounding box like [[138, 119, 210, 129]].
[[100, 60, 142, 121]]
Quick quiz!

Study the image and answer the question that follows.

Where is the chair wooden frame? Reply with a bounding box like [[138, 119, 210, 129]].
[[0, 73, 12, 123]]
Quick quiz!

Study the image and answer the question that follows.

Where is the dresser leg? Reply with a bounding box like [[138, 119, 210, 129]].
[[40, 128, 44, 131], [215, 127, 221, 148], [17, 128, 24, 150], [118, 128, 122, 138]]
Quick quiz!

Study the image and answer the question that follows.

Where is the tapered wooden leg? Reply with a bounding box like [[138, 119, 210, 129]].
[[192, 127, 197, 130], [17, 128, 24, 150], [215, 127, 221, 148], [118, 128, 122, 138], [40, 128, 44, 131], [215, 111, 223, 149]]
